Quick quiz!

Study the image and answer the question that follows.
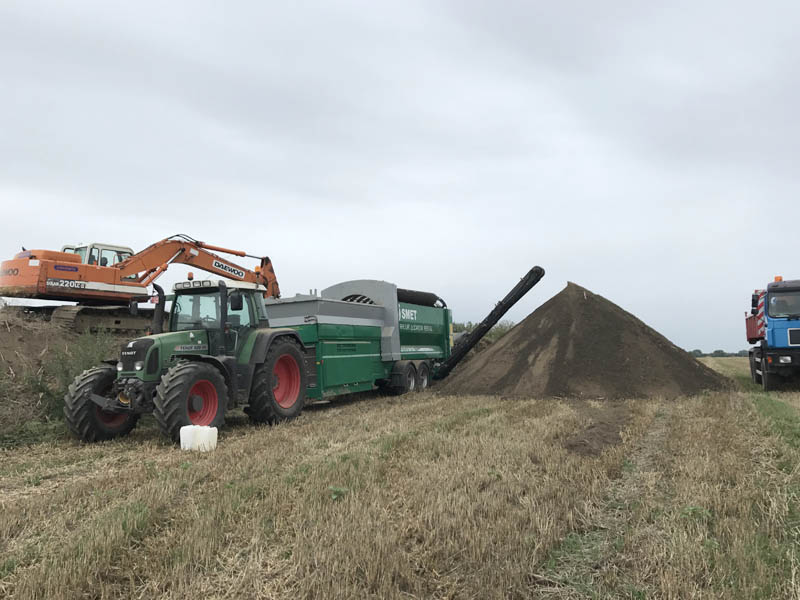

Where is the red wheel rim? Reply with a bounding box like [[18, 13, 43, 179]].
[[188, 379, 219, 425], [95, 406, 127, 428], [273, 355, 301, 409]]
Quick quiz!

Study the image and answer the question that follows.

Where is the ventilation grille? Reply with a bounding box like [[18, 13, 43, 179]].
[[789, 329, 800, 346], [342, 294, 375, 304]]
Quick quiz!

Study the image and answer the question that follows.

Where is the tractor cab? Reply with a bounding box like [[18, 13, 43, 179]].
[[61, 243, 134, 266], [169, 279, 269, 356]]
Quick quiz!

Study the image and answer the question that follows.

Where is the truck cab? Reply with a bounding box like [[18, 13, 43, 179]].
[[748, 277, 800, 390]]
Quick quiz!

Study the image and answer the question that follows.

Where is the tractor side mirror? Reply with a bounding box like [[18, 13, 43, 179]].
[[229, 292, 243, 312], [129, 300, 138, 316]]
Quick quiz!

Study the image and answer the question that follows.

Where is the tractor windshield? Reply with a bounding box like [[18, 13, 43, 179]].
[[171, 292, 221, 331], [767, 291, 800, 318]]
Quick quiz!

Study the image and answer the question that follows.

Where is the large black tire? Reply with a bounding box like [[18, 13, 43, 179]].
[[246, 338, 306, 424], [64, 365, 140, 442], [750, 350, 762, 385], [762, 365, 776, 392], [750, 352, 762, 385], [416, 362, 430, 392], [154, 361, 227, 442], [391, 362, 417, 395]]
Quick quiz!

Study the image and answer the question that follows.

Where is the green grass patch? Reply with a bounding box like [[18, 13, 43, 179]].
[[434, 407, 493, 433], [752, 393, 800, 447]]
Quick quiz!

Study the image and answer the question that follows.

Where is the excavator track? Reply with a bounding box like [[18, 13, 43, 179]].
[[50, 305, 155, 334]]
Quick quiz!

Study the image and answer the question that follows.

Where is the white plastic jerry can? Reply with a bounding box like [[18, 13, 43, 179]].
[[179, 425, 218, 452]]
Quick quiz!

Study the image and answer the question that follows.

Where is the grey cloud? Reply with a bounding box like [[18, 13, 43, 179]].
[[1, 0, 799, 352]]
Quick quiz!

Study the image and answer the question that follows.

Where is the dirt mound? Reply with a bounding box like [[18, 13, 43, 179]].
[[563, 401, 631, 456], [441, 283, 727, 399]]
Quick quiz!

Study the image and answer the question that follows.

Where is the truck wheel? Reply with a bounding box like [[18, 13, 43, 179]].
[[750, 353, 758, 384], [64, 365, 140, 442], [246, 338, 306, 424], [154, 361, 227, 442], [762, 366, 776, 392], [416, 362, 430, 392], [391, 362, 417, 395]]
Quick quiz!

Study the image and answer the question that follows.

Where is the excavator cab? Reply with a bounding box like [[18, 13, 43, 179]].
[[61, 243, 134, 267]]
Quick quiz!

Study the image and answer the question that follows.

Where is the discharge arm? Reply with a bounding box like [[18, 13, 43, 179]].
[[433, 266, 545, 380]]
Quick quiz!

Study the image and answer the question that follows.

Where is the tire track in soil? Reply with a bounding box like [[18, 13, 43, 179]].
[[533, 398, 673, 598]]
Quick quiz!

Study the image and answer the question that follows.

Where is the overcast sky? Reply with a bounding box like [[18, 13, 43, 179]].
[[1, 1, 798, 351]]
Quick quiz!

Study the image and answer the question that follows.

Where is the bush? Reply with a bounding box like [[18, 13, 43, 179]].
[[452, 320, 516, 344], [0, 330, 122, 446]]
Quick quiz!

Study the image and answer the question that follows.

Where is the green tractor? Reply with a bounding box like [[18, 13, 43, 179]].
[[64, 280, 311, 442]]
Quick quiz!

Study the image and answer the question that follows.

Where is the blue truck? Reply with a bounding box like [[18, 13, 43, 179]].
[[747, 276, 800, 390]]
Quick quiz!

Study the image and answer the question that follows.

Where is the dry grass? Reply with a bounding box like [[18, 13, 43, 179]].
[[1, 393, 655, 599], [699, 356, 749, 381], [1, 358, 799, 599], [0, 312, 125, 446]]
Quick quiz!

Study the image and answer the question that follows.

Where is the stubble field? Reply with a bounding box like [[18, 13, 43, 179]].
[[1, 357, 799, 598]]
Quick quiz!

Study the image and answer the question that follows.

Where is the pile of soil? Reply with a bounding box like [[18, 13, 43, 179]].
[[441, 282, 727, 399]]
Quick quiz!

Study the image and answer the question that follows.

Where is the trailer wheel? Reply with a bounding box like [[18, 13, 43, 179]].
[[246, 338, 306, 424], [64, 365, 140, 442], [391, 362, 417, 395], [154, 361, 227, 442], [416, 362, 430, 392]]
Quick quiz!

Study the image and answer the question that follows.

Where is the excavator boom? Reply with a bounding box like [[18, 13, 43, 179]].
[[114, 235, 280, 298]]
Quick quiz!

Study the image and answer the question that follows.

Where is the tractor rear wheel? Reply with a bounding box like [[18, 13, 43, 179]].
[[154, 361, 227, 442], [246, 338, 306, 424], [64, 365, 140, 442]]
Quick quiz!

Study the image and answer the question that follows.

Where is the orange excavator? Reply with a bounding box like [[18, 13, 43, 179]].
[[0, 234, 279, 331]]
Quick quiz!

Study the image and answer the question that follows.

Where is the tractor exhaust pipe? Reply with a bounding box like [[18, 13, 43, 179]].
[[151, 284, 165, 334], [433, 266, 545, 380]]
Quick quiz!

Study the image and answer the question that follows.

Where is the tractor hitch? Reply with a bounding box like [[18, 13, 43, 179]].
[[89, 393, 132, 413]]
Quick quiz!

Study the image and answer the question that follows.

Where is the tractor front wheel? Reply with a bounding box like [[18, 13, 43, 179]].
[[154, 361, 227, 442], [64, 365, 140, 442], [246, 338, 306, 424]]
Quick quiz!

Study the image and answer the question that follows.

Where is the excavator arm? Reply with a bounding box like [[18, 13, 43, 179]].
[[115, 234, 280, 298]]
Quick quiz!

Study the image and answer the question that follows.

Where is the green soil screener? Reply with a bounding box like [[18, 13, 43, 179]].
[[64, 267, 545, 443]]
